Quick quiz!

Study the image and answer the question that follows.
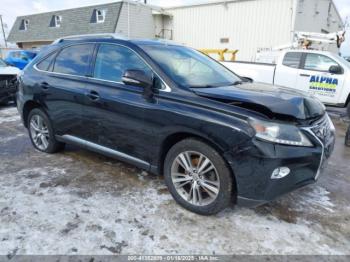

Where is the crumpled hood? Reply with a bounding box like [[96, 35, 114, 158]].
[[192, 83, 325, 120], [0, 66, 20, 75]]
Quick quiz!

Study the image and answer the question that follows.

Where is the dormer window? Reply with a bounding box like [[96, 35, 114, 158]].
[[19, 19, 29, 31], [91, 9, 106, 23], [50, 15, 62, 28]]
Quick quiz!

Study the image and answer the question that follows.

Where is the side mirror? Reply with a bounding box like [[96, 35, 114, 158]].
[[122, 69, 155, 101], [329, 65, 342, 75], [122, 69, 153, 88]]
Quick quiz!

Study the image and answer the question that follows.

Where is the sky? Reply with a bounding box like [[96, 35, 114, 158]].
[[0, 0, 349, 54]]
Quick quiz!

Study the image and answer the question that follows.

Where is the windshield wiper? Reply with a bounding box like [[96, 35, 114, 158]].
[[191, 82, 239, 88], [191, 85, 217, 88], [231, 81, 243, 85]]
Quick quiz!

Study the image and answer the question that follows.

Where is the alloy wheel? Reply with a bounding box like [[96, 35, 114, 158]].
[[29, 114, 50, 151], [171, 151, 220, 206]]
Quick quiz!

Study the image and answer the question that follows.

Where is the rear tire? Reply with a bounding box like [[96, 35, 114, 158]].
[[27, 108, 65, 153], [347, 103, 350, 118], [164, 138, 234, 215]]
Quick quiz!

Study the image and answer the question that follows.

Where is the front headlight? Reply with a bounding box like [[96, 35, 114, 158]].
[[249, 118, 313, 147]]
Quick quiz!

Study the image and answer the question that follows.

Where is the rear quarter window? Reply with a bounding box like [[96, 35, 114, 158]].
[[282, 52, 302, 68], [53, 44, 94, 76], [36, 52, 57, 71]]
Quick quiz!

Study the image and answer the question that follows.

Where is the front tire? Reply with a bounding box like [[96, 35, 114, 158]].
[[346, 126, 350, 147], [164, 139, 234, 215], [27, 108, 65, 153]]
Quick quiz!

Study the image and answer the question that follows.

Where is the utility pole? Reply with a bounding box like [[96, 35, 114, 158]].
[[0, 15, 7, 48]]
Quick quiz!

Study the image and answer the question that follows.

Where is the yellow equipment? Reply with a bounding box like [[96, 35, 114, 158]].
[[199, 49, 239, 61]]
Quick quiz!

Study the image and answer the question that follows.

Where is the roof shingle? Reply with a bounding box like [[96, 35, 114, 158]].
[[7, 2, 123, 43]]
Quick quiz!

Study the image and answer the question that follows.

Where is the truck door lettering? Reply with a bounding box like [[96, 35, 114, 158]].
[[309, 75, 338, 96]]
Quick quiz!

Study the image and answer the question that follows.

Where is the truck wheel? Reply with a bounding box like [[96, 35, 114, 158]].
[[164, 138, 234, 215], [27, 108, 65, 153], [347, 103, 350, 118]]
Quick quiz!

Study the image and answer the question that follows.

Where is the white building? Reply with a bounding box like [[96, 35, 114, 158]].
[[165, 0, 344, 60]]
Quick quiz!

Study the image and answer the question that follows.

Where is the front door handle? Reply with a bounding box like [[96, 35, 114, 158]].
[[86, 90, 100, 101], [300, 74, 310, 77], [40, 82, 50, 90]]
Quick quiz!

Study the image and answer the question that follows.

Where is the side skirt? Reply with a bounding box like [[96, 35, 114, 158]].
[[56, 135, 151, 171]]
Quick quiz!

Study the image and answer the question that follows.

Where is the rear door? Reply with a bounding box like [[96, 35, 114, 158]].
[[274, 52, 303, 88], [296, 53, 345, 104], [35, 43, 95, 138]]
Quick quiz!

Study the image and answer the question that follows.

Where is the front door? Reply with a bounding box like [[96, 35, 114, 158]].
[[296, 53, 345, 105], [82, 43, 155, 164]]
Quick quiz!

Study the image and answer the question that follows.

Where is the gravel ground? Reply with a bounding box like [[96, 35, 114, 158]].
[[0, 105, 349, 255]]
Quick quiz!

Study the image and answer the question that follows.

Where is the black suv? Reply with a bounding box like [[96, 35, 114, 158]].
[[17, 35, 335, 215]]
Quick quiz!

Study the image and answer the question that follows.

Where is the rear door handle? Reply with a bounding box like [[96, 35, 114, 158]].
[[300, 74, 310, 77], [86, 90, 100, 101], [40, 82, 50, 90]]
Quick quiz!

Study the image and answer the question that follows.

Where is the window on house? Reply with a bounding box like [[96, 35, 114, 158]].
[[50, 15, 62, 28], [19, 19, 29, 31], [91, 9, 106, 23]]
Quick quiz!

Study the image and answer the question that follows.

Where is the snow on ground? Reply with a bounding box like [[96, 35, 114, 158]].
[[0, 107, 20, 125], [0, 166, 345, 255], [294, 186, 335, 213]]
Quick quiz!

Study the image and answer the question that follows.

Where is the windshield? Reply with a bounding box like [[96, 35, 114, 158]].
[[339, 56, 350, 67], [0, 59, 7, 67], [141, 45, 241, 88]]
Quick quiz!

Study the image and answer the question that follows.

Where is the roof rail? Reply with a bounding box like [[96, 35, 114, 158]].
[[52, 33, 128, 44]]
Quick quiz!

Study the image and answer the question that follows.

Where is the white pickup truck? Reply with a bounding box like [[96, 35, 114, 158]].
[[222, 50, 350, 115]]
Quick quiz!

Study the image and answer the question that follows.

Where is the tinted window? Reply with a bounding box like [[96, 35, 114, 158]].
[[304, 53, 340, 72], [36, 52, 56, 71], [53, 44, 94, 76], [94, 44, 152, 83], [282, 52, 302, 68]]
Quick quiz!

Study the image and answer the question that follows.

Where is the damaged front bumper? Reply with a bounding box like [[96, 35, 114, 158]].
[[0, 75, 18, 103], [225, 115, 336, 207]]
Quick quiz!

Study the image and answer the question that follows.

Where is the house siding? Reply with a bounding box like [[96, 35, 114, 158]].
[[167, 0, 295, 61], [166, 0, 343, 61], [115, 2, 155, 39]]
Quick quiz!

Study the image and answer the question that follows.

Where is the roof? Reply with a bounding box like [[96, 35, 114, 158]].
[[49, 34, 183, 47], [7, 2, 124, 43]]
